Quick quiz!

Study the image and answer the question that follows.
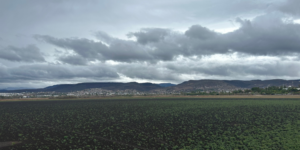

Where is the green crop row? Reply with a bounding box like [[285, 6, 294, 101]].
[[1, 98, 300, 149]]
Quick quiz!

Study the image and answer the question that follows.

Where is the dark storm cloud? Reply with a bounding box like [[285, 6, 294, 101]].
[[37, 29, 187, 63], [0, 65, 8, 77], [164, 60, 300, 78], [162, 13, 300, 56], [0, 45, 45, 62], [277, 0, 300, 16], [180, 14, 300, 55], [0, 64, 119, 83], [58, 55, 88, 65], [102, 39, 153, 62], [127, 28, 170, 44], [222, 14, 300, 55], [35, 35, 106, 60], [36, 34, 154, 63], [185, 25, 218, 40], [36, 13, 300, 65]]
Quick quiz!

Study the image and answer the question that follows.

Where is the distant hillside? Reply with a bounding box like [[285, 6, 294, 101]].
[[158, 83, 176, 87], [166, 79, 300, 91], [2, 79, 300, 93], [6, 82, 163, 93], [0, 89, 8, 93], [0, 87, 32, 92]]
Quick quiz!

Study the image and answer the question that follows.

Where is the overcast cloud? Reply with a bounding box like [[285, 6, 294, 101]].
[[0, 45, 45, 62], [0, 0, 300, 89]]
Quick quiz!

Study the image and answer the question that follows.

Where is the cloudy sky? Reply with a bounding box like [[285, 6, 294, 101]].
[[1, 0, 300, 89]]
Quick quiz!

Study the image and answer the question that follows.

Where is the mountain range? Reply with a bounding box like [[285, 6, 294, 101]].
[[167, 79, 300, 92], [0, 82, 175, 93], [1, 79, 299, 93]]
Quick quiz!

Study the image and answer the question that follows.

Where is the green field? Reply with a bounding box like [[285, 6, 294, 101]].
[[1, 98, 300, 149]]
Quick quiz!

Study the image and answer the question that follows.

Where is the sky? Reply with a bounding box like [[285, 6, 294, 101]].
[[1, 0, 300, 89]]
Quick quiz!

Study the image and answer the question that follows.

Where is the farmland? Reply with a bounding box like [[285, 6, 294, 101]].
[[1, 98, 300, 149]]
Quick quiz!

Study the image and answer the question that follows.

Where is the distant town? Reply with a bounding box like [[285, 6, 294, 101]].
[[1, 85, 300, 99]]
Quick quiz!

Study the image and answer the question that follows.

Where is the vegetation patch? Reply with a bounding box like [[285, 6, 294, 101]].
[[1, 98, 300, 149]]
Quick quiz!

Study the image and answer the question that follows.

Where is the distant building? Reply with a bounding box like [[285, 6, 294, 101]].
[[0, 93, 9, 96], [36, 95, 51, 98]]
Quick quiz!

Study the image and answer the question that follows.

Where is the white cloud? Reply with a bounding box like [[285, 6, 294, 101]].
[[294, 19, 300, 24]]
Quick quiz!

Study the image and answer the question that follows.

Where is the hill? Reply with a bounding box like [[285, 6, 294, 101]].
[[166, 79, 300, 92], [2, 79, 299, 93], [5, 82, 163, 93], [158, 83, 176, 87]]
